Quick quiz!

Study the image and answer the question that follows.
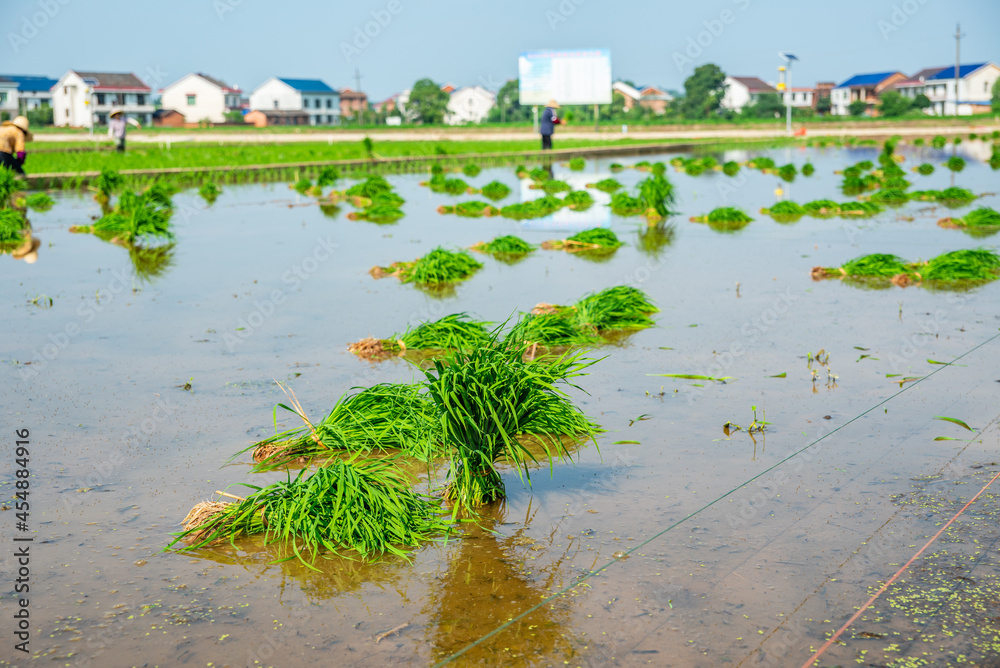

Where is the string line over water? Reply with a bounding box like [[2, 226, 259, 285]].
[[433, 329, 1000, 667]]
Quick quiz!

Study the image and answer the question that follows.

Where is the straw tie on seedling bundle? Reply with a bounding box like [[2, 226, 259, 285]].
[[690, 207, 754, 232], [938, 207, 1000, 237], [541, 227, 623, 253], [370, 246, 483, 285], [812, 249, 1000, 288]]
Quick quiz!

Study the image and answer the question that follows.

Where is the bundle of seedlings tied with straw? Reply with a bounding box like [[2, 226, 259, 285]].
[[169, 453, 452, 566], [469, 235, 536, 263], [937, 207, 1000, 238], [909, 187, 977, 207], [811, 248, 1000, 287], [370, 247, 483, 284], [478, 180, 511, 201], [0, 166, 26, 209], [690, 207, 754, 232], [348, 312, 492, 362], [242, 382, 444, 470], [760, 200, 806, 223], [436, 200, 500, 217], [0, 208, 30, 253], [69, 186, 175, 245], [541, 227, 623, 253], [423, 328, 600, 513]]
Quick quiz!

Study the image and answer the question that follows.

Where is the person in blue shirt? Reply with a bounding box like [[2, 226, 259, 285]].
[[539, 100, 562, 150]]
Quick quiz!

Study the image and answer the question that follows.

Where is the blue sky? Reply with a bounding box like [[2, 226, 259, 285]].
[[5, 0, 999, 101]]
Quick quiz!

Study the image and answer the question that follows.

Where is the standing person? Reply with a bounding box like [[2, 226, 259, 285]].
[[0, 115, 32, 174], [539, 100, 562, 150], [108, 109, 141, 153]]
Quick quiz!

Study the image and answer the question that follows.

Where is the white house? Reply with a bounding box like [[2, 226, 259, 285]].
[[782, 87, 814, 108], [160, 73, 242, 124], [0, 78, 17, 117], [918, 62, 1000, 116], [0, 75, 58, 113], [721, 76, 777, 112], [445, 86, 496, 125], [52, 70, 153, 128], [829, 71, 906, 116], [249, 77, 340, 126], [612, 81, 642, 110]]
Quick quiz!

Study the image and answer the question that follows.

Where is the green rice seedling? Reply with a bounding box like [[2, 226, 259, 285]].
[[347, 175, 396, 200], [856, 160, 875, 171], [881, 176, 911, 190], [915, 163, 935, 175], [911, 187, 976, 204], [454, 201, 501, 217], [842, 254, 911, 277], [761, 200, 806, 222], [837, 201, 882, 217], [572, 286, 658, 332], [462, 163, 482, 178], [969, 132, 978, 140], [0, 209, 28, 249], [347, 204, 405, 224], [690, 207, 753, 232], [651, 161, 668, 175], [0, 167, 26, 208], [294, 177, 312, 194], [538, 179, 571, 194], [638, 174, 677, 220], [543, 227, 622, 252], [938, 207, 1000, 237], [922, 248, 1000, 282], [397, 313, 492, 352], [562, 190, 595, 211], [92, 167, 124, 203], [931, 135, 947, 149], [634, 160, 652, 171], [514, 164, 528, 178], [475, 235, 535, 255], [430, 176, 472, 196], [747, 156, 776, 171], [609, 162, 625, 172], [777, 164, 797, 182], [431, 164, 445, 176], [722, 161, 740, 176], [842, 165, 864, 178], [25, 192, 54, 211], [198, 182, 222, 203], [316, 166, 340, 187], [588, 178, 623, 193], [803, 200, 841, 216], [913, 138, 925, 146], [878, 161, 907, 180], [245, 383, 444, 469], [129, 242, 176, 283], [170, 455, 452, 565], [528, 166, 551, 182], [802, 162, 815, 176], [71, 189, 174, 243], [479, 180, 511, 201], [398, 247, 483, 285], [869, 189, 910, 205], [609, 192, 645, 217], [637, 222, 676, 256], [683, 160, 706, 176], [953, 137, 963, 145], [945, 156, 966, 172], [500, 195, 564, 220], [506, 310, 596, 348], [990, 147, 1000, 170], [568, 157, 585, 170], [423, 333, 598, 511]]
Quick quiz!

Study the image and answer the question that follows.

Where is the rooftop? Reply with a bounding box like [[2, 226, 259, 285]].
[[277, 78, 336, 94], [0, 75, 59, 92], [928, 63, 990, 80], [72, 71, 150, 91], [836, 71, 902, 88], [729, 76, 777, 93]]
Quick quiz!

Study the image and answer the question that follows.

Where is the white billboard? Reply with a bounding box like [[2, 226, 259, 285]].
[[518, 49, 612, 106]]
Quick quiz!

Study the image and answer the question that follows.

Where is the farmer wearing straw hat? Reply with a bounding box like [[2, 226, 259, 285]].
[[539, 99, 562, 150], [108, 109, 141, 153], [0, 115, 33, 174]]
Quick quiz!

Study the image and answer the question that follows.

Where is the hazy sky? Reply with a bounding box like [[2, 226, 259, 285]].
[[6, 0, 999, 101]]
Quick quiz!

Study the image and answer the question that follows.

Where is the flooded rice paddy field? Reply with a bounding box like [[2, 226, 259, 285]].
[[3, 143, 1000, 667]]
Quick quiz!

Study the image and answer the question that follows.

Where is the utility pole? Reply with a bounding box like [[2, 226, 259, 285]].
[[354, 67, 364, 125], [779, 52, 798, 135], [953, 23, 964, 116]]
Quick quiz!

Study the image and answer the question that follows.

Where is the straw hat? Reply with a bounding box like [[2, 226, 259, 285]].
[[2, 115, 32, 140], [547, 99, 561, 109], [11, 237, 40, 264], [109, 109, 124, 118]]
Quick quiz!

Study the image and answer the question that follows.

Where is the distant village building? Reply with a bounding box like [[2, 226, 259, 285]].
[[830, 71, 906, 116], [0, 75, 58, 113], [0, 78, 17, 118], [160, 73, 242, 124], [52, 70, 153, 127], [445, 85, 496, 125], [612, 81, 674, 115], [612, 81, 642, 110], [244, 109, 310, 127], [339, 88, 368, 120], [152, 109, 185, 128], [249, 78, 340, 126], [782, 87, 815, 109], [721, 76, 778, 112], [900, 62, 1000, 115]]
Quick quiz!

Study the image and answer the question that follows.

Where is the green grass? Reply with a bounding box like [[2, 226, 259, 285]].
[[479, 180, 511, 201], [399, 247, 483, 284], [169, 456, 451, 565]]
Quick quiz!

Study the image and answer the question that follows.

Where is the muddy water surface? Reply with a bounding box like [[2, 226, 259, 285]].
[[3, 144, 1000, 667]]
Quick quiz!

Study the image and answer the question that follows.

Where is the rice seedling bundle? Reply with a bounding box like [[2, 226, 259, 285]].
[[837, 201, 882, 217], [397, 314, 492, 352], [528, 167, 551, 182], [869, 188, 910, 205], [479, 180, 511, 201], [170, 456, 451, 564], [506, 310, 597, 348], [198, 182, 221, 203], [691, 207, 753, 224], [398, 247, 483, 284], [802, 163, 815, 176], [461, 163, 482, 178], [562, 190, 595, 211], [0, 167, 26, 208], [572, 286, 658, 332], [880, 176, 911, 190], [0, 209, 27, 247], [931, 136, 947, 149], [93, 168, 124, 202], [761, 200, 806, 222], [474, 235, 535, 256], [812, 249, 1000, 285], [316, 166, 340, 187], [431, 176, 473, 196], [588, 178, 623, 193], [842, 254, 910, 277], [436, 200, 499, 217], [910, 187, 976, 204], [293, 177, 312, 194], [25, 192, 54, 211], [537, 179, 571, 194], [609, 192, 645, 217], [71, 189, 175, 243], [638, 174, 677, 220], [989, 148, 1000, 171], [568, 157, 586, 170], [747, 156, 776, 171], [347, 203, 405, 224], [777, 164, 797, 182], [803, 199, 841, 216], [938, 207, 1000, 235], [609, 162, 625, 172], [683, 160, 706, 176], [722, 161, 740, 176], [922, 249, 1000, 282], [915, 163, 935, 175], [347, 175, 396, 200], [841, 174, 880, 194], [500, 195, 564, 220], [651, 161, 668, 175], [542, 227, 622, 252], [634, 160, 652, 170], [945, 156, 966, 172]]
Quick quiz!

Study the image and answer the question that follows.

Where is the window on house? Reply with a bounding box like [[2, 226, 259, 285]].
[[0, 92, 6, 103], [273, 100, 278, 109], [326, 98, 332, 108], [187, 94, 196, 106], [137, 94, 145, 105], [96, 93, 105, 105]]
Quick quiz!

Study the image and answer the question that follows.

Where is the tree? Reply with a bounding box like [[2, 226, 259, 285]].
[[912, 93, 932, 112], [223, 109, 245, 124], [486, 79, 531, 123], [743, 92, 785, 118], [877, 91, 912, 117], [680, 64, 727, 119], [407, 78, 450, 125], [992, 79, 1000, 114], [815, 95, 832, 115], [848, 100, 868, 117]]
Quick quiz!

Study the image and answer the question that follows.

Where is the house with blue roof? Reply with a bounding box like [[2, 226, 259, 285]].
[[918, 62, 1000, 115], [0, 74, 59, 113], [249, 77, 341, 126], [830, 71, 906, 116]]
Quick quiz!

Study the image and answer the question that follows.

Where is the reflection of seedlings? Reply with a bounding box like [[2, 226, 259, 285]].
[[637, 222, 676, 257], [29, 294, 53, 308]]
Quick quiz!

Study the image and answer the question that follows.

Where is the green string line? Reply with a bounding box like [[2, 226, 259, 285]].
[[433, 329, 1000, 667]]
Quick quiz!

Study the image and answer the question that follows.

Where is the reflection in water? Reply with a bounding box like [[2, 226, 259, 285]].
[[129, 242, 177, 282], [425, 504, 580, 666], [3, 235, 41, 263], [637, 221, 676, 258]]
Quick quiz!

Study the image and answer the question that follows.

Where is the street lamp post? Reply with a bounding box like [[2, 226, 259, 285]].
[[779, 52, 798, 135]]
